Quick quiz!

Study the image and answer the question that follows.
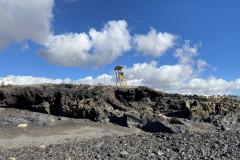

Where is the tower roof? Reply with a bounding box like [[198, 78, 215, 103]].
[[114, 66, 123, 70]]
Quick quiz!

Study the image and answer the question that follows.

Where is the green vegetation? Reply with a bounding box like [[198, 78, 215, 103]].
[[198, 95, 207, 99]]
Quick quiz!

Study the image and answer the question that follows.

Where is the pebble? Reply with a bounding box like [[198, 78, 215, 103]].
[[0, 130, 240, 159], [119, 150, 129, 158], [17, 124, 28, 128], [157, 150, 164, 156], [38, 145, 46, 149]]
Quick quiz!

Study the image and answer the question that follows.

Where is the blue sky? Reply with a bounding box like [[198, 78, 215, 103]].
[[0, 0, 240, 95]]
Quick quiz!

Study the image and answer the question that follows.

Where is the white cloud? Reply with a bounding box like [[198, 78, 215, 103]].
[[37, 33, 92, 67], [2, 72, 240, 95], [121, 41, 240, 95], [0, 2, 131, 68], [89, 20, 131, 66], [197, 59, 209, 73], [124, 61, 191, 84], [6, 75, 63, 85], [179, 76, 235, 95], [3, 74, 114, 86], [122, 42, 199, 92], [133, 28, 177, 57], [0, 0, 54, 50], [0, 2, 238, 95], [123, 61, 193, 93], [230, 79, 240, 90], [37, 20, 131, 68], [22, 43, 29, 51], [174, 40, 199, 65], [74, 74, 113, 85], [124, 62, 240, 95]]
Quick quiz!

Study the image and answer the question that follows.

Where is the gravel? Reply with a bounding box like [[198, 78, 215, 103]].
[[0, 130, 239, 160], [1, 107, 240, 159]]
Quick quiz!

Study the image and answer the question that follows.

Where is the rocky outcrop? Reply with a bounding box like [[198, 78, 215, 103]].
[[181, 97, 240, 122], [0, 84, 239, 132]]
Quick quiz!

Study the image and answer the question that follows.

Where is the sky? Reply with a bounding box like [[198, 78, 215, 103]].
[[0, 0, 240, 95]]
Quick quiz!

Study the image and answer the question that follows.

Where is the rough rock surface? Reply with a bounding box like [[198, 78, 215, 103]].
[[0, 84, 240, 132], [1, 84, 240, 159], [0, 131, 239, 159]]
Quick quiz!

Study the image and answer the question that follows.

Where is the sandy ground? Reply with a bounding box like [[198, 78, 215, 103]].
[[1, 107, 239, 150], [0, 108, 142, 149]]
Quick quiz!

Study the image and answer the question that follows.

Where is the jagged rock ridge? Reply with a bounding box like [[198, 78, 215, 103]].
[[0, 84, 239, 132]]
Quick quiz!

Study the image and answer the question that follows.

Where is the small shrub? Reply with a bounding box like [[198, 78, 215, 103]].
[[97, 83, 104, 86]]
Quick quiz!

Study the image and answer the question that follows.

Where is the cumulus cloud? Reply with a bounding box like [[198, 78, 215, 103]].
[[122, 41, 240, 95], [197, 59, 210, 73], [123, 61, 192, 91], [0, 0, 175, 69], [37, 20, 131, 68], [127, 41, 198, 89], [6, 75, 63, 85], [0, 0, 54, 50], [122, 42, 199, 92], [74, 74, 113, 85], [174, 40, 199, 65], [89, 20, 131, 66], [179, 76, 238, 95], [2, 71, 240, 95], [123, 61, 192, 93], [3, 74, 114, 86], [37, 33, 92, 67], [133, 28, 177, 57], [124, 62, 240, 95], [174, 42, 212, 74], [4, 73, 240, 96], [0, 1, 238, 95]]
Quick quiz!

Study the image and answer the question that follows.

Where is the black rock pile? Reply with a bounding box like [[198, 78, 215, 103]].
[[0, 84, 240, 132], [1, 84, 240, 159], [0, 130, 239, 159]]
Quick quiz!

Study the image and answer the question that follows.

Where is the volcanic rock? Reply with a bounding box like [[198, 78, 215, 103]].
[[0, 84, 240, 132]]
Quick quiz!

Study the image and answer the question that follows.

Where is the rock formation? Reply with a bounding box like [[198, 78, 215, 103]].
[[0, 84, 239, 132]]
